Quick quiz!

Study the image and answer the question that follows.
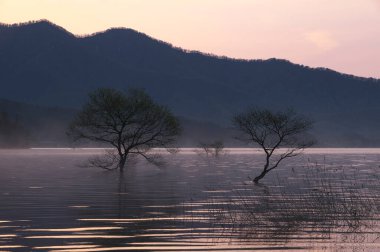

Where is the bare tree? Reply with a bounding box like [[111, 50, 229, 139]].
[[198, 140, 225, 157], [68, 88, 181, 172], [233, 108, 314, 183]]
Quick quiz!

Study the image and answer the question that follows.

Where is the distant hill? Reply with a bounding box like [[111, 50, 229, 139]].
[[0, 99, 233, 147], [0, 99, 76, 146], [1, 20, 380, 146]]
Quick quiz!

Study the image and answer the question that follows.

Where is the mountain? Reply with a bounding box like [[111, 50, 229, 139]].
[[1, 20, 380, 146], [0, 99, 76, 146], [0, 98, 234, 147]]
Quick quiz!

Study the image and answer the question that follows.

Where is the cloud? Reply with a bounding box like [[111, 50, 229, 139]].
[[305, 30, 339, 51]]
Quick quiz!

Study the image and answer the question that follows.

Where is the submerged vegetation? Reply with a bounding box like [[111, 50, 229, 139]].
[[0, 82, 378, 251], [197, 140, 226, 157], [1, 142, 380, 250], [233, 108, 314, 183], [67, 88, 181, 172], [0, 19, 379, 252], [201, 161, 380, 249], [65, 87, 315, 184]]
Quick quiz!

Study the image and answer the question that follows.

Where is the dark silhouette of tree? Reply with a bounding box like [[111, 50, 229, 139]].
[[198, 140, 225, 157], [233, 108, 314, 183], [68, 88, 181, 172]]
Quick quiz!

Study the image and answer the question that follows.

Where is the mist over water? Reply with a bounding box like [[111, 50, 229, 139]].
[[0, 149, 379, 251]]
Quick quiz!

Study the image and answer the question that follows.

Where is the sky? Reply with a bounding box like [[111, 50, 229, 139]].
[[0, 0, 379, 78]]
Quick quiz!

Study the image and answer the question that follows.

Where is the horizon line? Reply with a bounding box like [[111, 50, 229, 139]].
[[1, 19, 378, 80]]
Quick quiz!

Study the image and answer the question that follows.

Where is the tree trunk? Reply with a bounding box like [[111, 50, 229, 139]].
[[118, 156, 126, 173], [253, 155, 270, 183], [253, 169, 268, 183]]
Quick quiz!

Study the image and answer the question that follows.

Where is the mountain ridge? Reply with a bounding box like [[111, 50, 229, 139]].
[[1, 20, 380, 146], [2, 19, 377, 79]]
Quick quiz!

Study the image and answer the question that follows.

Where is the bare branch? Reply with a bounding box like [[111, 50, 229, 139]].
[[67, 88, 181, 171], [233, 108, 315, 183]]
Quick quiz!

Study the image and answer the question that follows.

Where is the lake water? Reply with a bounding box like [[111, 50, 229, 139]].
[[0, 148, 379, 251]]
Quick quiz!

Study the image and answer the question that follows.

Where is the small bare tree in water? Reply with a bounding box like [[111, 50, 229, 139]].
[[198, 140, 225, 157], [233, 108, 314, 183], [68, 88, 181, 172]]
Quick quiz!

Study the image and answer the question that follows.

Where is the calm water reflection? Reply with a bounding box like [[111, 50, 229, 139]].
[[0, 149, 379, 251]]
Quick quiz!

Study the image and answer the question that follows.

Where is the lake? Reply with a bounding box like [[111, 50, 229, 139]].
[[0, 148, 379, 251]]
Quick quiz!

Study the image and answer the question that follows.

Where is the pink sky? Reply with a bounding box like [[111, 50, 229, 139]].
[[1, 0, 379, 78]]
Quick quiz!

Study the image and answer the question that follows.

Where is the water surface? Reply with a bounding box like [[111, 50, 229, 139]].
[[0, 148, 379, 251]]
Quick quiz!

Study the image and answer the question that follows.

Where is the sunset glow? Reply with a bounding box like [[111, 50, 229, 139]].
[[0, 0, 379, 78]]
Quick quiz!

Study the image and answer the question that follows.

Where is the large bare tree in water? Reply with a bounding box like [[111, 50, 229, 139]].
[[68, 88, 181, 172], [233, 108, 314, 183]]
